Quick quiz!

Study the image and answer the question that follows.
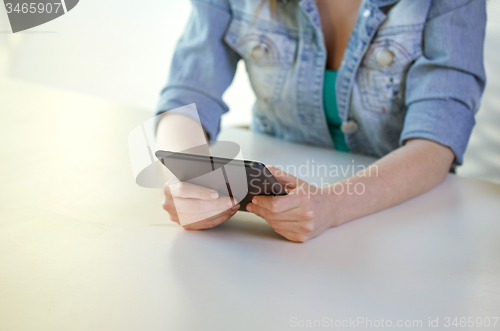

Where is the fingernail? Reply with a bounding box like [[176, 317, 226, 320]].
[[231, 209, 237, 215], [211, 191, 219, 199], [247, 204, 253, 212], [252, 197, 258, 205]]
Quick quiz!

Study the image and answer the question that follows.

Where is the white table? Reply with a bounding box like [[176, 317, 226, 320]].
[[1, 77, 500, 331]]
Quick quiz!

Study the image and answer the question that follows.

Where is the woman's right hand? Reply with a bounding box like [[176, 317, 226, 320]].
[[162, 181, 240, 230]]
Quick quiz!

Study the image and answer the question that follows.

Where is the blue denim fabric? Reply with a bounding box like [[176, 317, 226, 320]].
[[157, 0, 486, 165]]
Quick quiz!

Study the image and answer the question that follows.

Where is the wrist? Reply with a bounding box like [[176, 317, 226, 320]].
[[319, 185, 343, 228], [324, 179, 359, 227]]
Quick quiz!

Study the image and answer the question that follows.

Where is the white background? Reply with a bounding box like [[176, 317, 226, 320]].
[[0, 0, 255, 127]]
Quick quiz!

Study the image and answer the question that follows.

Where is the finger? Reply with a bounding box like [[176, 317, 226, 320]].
[[169, 181, 219, 200], [169, 214, 180, 224], [163, 183, 174, 202], [273, 228, 309, 243], [251, 193, 304, 214], [266, 219, 315, 236], [179, 204, 239, 225], [267, 166, 303, 189], [164, 182, 172, 194], [162, 194, 179, 222], [246, 202, 311, 222], [182, 206, 239, 230], [183, 211, 234, 230], [173, 196, 236, 214]]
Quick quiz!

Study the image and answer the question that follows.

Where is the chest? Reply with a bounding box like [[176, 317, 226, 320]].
[[315, 0, 363, 70]]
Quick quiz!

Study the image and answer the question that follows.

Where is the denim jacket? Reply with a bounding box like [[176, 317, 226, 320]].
[[157, 0, 486, 165]]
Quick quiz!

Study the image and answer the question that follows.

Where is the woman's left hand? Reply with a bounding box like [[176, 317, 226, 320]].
[[246, 167, 338, 242]]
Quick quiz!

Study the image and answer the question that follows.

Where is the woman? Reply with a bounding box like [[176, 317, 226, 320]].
[[156, 0, 486, 242]]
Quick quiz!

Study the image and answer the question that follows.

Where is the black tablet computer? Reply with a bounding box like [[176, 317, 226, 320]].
[[155, 150, 287, 211]]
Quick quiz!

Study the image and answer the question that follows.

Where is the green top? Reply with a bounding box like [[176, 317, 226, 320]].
[[323, 70, 350, 152]]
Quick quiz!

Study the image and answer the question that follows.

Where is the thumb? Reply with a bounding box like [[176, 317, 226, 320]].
[[267, 166, 303, 190]]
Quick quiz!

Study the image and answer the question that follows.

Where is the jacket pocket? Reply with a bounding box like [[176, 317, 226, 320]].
[[357, 29, 422, 114], [224, 17, 297, 103]]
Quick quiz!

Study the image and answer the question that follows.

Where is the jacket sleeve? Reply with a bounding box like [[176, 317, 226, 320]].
[[399, 0, 487, 165], [156, 0, 240, 140]]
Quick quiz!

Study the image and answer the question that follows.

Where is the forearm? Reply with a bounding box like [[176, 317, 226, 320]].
[[332, 139, 455, 226]]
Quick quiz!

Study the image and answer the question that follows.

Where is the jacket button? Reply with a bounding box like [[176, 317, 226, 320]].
[[251, 43, 269, 61], [376, 49, 395, 67], [341, 120, 358, 134]]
